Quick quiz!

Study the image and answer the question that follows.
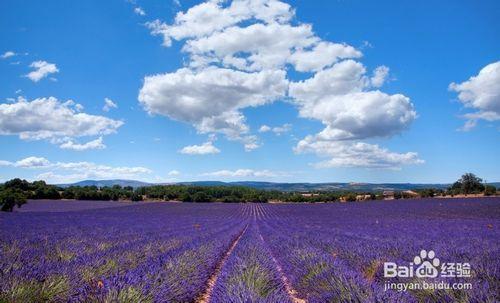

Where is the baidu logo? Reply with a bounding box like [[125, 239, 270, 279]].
[[384, 249, 471, 279], [413, 250, 440, 278]]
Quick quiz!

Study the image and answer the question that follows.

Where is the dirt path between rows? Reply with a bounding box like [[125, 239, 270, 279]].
[[253, 205, 307, 303], [258, 233, 307, 303], [196, 224, 249, 303]]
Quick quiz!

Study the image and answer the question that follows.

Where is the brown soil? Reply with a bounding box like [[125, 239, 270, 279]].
[[196, 225, 249, 303]]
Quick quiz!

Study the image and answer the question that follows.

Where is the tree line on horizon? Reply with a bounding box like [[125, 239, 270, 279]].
[[0, 173, 497, 211]]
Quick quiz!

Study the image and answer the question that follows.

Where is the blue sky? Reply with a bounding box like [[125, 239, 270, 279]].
[[0, 0, 499, 184]]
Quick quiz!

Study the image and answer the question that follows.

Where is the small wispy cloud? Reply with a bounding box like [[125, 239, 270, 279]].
[[59, 137, 106, 151], [134, 7, 146, 16], [1, 51, 16, 59], [180, 141, 220, 155], [25, 60, 59, 82], [103, 97, 118, 112], [168, 170, 180, 176], [258, 123, 292, 135]]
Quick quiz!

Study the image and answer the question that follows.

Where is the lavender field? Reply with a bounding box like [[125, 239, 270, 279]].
[[1, 198, 499, 302]]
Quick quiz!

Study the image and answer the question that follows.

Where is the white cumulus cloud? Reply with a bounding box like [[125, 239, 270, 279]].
[[139, 67, 287, 144], [59, 137, 106, 151], [289, 60, 367, 101], [26, 60, 59, 82], [0, 97, 123, 149], [184, 22, 317, 71], [142, 0, 420, 168], [147, 0, 294, 47], [14, 156, 51, 168], [142, 0, 360, 152], [179, 140, 221, 155], [201, 169, 279, 178], [290, 60, 416, 141], [288, 60, 419, 168], [449, 61, 500, 131], [258, 125, 271, 133], [295, 138, 424, 169], [168, 170, 180, 176]]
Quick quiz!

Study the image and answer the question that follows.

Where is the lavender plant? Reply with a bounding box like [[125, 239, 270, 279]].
[[0, 198, 498, 302]]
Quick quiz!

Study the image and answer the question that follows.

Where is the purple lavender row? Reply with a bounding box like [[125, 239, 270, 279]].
[[0, 202, 247, 302], [269, 200, 500, 301], [259, 220, 410, 302], [210, 222, 292, 303], [93, 222, 246, 302], [259, 199, 500, 302]]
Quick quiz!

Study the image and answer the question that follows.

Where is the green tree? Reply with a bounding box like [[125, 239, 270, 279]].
[[192, 192, 211, 202], [131, 192, 143, 202], [449, 173, 485, 195], [0, 189, 27, 212], [4, 178, 30, 191], [180, 192, 192, 202]]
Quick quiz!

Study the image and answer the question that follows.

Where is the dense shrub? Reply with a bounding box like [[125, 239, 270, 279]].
[[131, 193, 143, 201], [0, 189, 27, 212]]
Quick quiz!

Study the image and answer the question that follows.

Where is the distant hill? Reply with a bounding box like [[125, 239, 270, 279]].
[[56, 179, 500, 192], [58, 179, 152, 188]]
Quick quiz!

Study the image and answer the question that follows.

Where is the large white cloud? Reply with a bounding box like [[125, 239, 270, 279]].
[[300, 91, 416, 141], [449, 61, 500, 130], [142, 0, 420, 167], [288, 60, 419, 168], [139, 67, 287, 144], [0, 97, 123, 149], [26, 60, 59, 82], [147, 0, 294, 47], [148, 1, 359, 73], [142, 0, 361, 151], [184, 23, 317, 71], [140, 67, 287, 123], [0, 156, 153, 183], [295, 138, 423, 169], [290, 60, 416, 141]]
